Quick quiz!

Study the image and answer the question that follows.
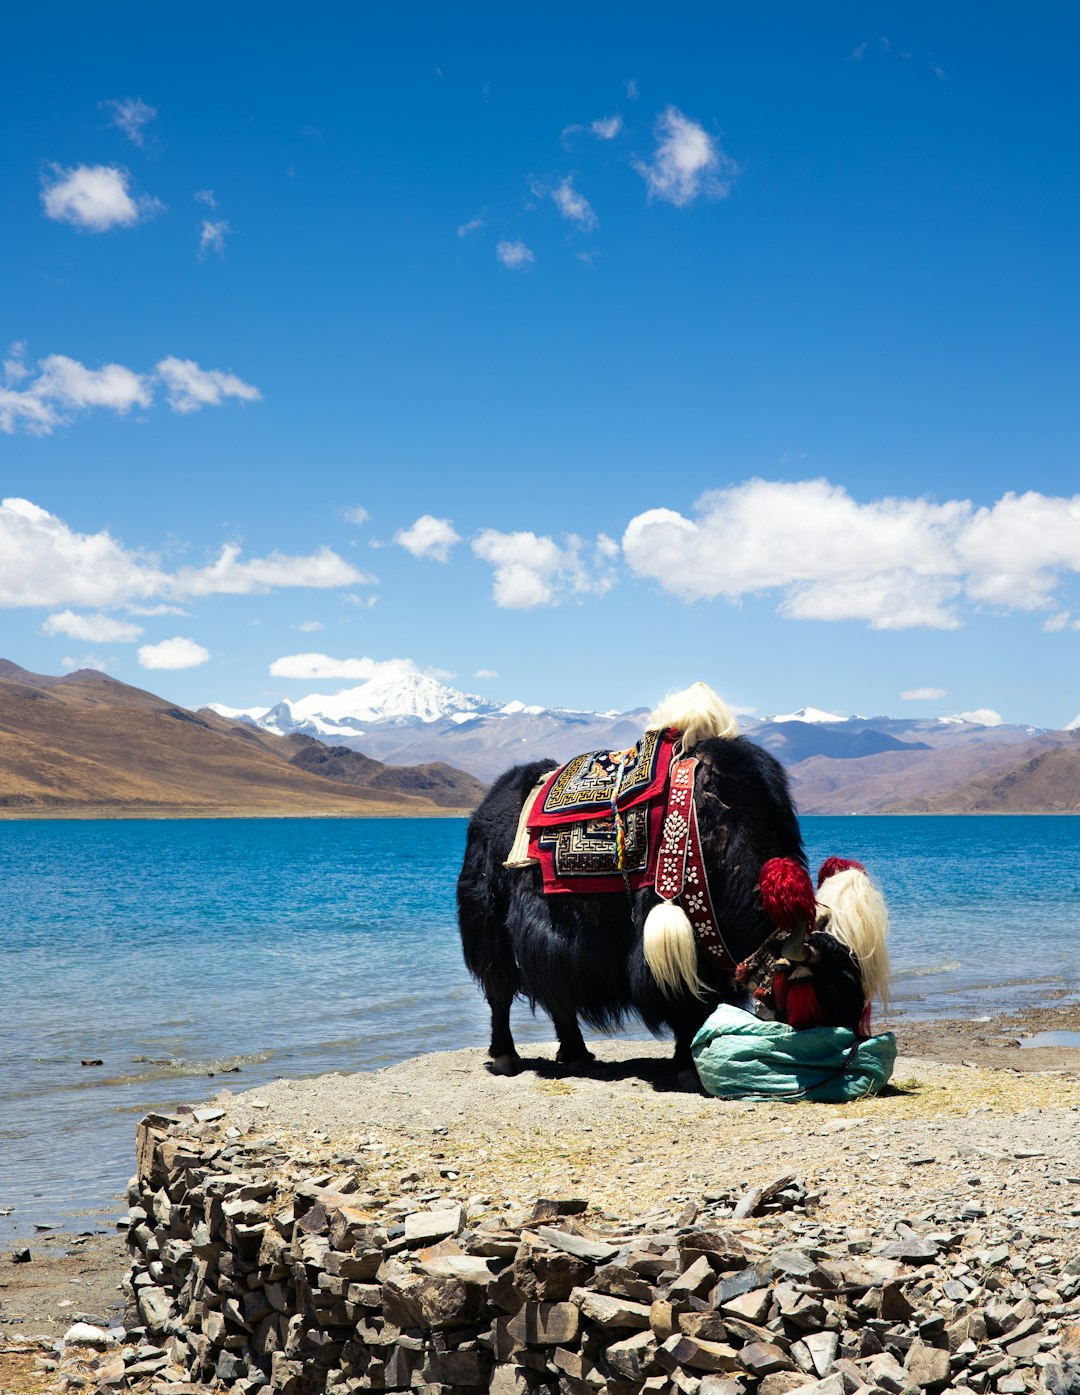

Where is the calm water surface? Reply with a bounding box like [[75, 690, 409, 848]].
[[1, 815, 1078, 1238]]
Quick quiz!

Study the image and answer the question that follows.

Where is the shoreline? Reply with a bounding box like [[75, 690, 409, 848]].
[[3, 1000, 1079, 1357], [0, 805, 474, 821]]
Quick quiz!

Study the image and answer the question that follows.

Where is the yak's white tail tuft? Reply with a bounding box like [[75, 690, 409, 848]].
[[816, 867, 892, 1007], [643, 900, 707, 999], [646, 681, 739, 751]]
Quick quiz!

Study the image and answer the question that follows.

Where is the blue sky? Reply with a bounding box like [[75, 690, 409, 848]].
[[3, 4, 1079, 726]]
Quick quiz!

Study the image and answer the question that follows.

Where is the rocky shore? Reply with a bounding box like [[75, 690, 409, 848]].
[[3, 1006, 1079, 1395]]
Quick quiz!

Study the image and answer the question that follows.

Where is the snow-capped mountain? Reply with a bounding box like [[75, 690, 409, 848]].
[[202, 673, 1062, 790], [767, 705, 848, 724]]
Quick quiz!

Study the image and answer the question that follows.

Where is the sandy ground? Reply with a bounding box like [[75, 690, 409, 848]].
[[3, 1001, 1079, 1387]]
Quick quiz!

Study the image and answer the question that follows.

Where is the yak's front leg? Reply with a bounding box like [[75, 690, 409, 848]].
[[551, 1008, 596, 1075]]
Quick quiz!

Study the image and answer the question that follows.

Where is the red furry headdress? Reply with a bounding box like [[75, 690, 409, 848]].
[[816, 856, 865, 888], [758, 857, 816, 931]]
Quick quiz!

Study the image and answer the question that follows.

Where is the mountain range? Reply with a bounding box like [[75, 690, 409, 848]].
[[2, 657, 1077, 817], [206, 672, 1080, 814], [0, 661, 484, 817]]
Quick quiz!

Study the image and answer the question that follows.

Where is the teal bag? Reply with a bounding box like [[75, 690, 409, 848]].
[[692, 1004, 897, 1102]]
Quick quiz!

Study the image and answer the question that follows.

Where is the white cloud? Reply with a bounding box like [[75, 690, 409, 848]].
[[42, 609, 144, 642], [633, 107, 739, 207], [394, 515, 461, 563], [950, 708, 1003, 727], [551, 177, 597, 230], [33, 354, 151, 413], [62, 654, 108, 673], [623, 480, 967, 628], [126, 603, 188, 616], [0, 498, 372, 610], [173, 543, 372, 597], [4, 342, 30, 384], [270, 652, 415, 681], [0, 351, 260, 435], [623, 479, 1080, 631], [624, 79, 639, 101], [156, 357, 261, 414], [900, 687, 947, 701], [293, 620, 325, 632], [101, 97, 157, 146], [474, 668, 499, 679], [343, 505, 370, 526], [496, 240, 534, 269], [0, 497, 167, 608], [138, 637, 210, 670], [457, 216, 485, 237], [195, 189, 218, 209], [590, 115, 623, 140], [199, 220, 230, 258], [41, 164, 163, 231], [471, 529, 618, 609]]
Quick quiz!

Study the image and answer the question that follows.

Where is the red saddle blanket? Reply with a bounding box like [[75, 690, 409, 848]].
[[526, 730, 677, 894]]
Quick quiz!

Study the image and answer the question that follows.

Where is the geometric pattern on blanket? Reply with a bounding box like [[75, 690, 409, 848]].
[[527, 728, 676, 828]]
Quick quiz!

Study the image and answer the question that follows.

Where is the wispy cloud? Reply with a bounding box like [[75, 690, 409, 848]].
[[344, 506, 370, 526], [900, 687, 947, 701], [0, 350, 259, 434], [43, 609, 144, 643], [471, 529, 618, 609], [198, 219, 230, 258], [457, 215, 485, 237], [624, 79, 639, 101], [550, 177, 597, 230], [0, 497, 372, 610], [394, 515, 461, 562], [269, 653, 420, 682], [496, 240, 534, 269], [41, 164, 163, 231], [100, 97, 157, 147], [590, 114, 623, 140], [195, 189, 218, 209], [155, 357, 260, 414], [634, 107, 739, 207]]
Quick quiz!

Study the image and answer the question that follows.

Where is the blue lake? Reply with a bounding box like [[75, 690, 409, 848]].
[[1, 815, 1078, 1238]]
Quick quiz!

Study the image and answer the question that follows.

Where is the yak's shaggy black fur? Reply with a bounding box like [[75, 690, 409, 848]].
[[457, 735, 806, 1089]]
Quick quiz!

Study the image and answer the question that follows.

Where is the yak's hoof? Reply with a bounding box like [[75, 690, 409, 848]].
[[486, 1053, 522, 1077], [555, 1050, 597, 1076]]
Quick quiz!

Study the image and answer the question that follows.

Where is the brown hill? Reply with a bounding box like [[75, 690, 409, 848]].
[[0, 662, 483, 817], [884, 736, 1080, 812], [788, 731, 1075, 814]]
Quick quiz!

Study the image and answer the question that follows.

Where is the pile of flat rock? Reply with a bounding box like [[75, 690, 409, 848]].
[[118, 1112, 1080, 1395]]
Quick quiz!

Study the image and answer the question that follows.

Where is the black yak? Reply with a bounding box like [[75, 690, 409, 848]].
[[457, 683, 889, 1090]]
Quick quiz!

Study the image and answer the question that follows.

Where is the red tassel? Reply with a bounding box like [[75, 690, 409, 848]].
[[759, 857, 816, 930], [772, 970, 789, 1016], [858, 1001, 873, 1037], [816, 856, 865, 889], [783, 979, 823, 1030]]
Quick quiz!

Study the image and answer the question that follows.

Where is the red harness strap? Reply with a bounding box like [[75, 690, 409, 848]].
[[654, 756, 735, 971]]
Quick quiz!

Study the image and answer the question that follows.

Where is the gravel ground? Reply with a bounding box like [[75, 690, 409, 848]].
[[3, 1003, 1079, 1391]]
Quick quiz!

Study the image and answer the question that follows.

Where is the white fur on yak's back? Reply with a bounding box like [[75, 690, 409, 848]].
[[646, 681, 739, 751], [817, 867, 892, 1007], [643, 900, 707, 1000]]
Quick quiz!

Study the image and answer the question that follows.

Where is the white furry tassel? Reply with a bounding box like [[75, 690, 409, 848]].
[[643, 900, 707, 999]]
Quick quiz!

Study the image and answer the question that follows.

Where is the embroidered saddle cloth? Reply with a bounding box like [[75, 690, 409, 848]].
[[506, 732, 734, 969]]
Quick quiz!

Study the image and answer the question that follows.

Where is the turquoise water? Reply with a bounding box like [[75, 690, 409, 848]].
[[1, 815, 1078, 1239]]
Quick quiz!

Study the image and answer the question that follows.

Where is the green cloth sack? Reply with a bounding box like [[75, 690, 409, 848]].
[[692, 1004, 897, 1102]]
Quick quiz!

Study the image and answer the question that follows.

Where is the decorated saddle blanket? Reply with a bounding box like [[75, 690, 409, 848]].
[[519, 730, 677, 894], [504, 731, 734, 968]]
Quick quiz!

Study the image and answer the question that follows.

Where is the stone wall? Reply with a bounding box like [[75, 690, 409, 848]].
[[124, 1110, 1080, 1395]]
